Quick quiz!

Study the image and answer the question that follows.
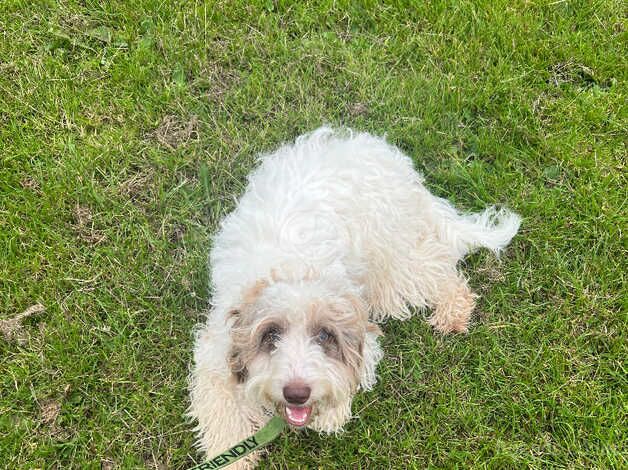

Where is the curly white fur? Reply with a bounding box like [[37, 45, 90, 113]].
[[189, 127, 520, 468]]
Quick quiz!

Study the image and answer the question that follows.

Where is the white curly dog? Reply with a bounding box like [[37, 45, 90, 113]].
[[189, 127, 520, 467]]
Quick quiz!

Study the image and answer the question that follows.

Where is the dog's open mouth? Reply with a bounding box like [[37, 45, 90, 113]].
[[284, 405, 312, 427]]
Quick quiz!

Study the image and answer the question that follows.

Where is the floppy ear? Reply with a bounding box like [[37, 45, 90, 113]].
[[227, 309, 248, 383], [335, 325, 365, 381], [226, 280, 269, 383], [329, 295, 375, 383], [360, 322, 384, 390]]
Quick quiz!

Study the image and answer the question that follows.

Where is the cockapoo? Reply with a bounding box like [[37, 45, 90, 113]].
[[189, 127, 520, 467]]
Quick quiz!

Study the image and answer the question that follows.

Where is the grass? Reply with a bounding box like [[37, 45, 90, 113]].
[[0, 0, 625, 468]]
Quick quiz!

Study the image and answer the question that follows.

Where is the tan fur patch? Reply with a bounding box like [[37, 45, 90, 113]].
[[241, 279, 269, 306], [366, 322, 383, 336]]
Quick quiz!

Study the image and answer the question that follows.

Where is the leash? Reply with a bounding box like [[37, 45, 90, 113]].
[[188, 416, 286, 469]]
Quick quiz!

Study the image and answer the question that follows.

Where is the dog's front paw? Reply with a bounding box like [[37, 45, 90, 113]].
[[428, 312, 470, 334]]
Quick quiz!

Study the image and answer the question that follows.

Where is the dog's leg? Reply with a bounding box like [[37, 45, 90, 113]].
[[427, 272, 477, 334], [403, 238, 477, 333], [365, 236, 476, 333]]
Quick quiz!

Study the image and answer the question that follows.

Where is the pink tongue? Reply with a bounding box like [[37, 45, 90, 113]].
[[285, 406, 312, 426]]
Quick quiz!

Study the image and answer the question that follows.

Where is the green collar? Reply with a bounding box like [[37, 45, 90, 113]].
[[188, 416, 286, 469]]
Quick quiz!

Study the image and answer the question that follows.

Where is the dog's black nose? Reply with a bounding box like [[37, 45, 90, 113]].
[[283, 383, 311, 405]]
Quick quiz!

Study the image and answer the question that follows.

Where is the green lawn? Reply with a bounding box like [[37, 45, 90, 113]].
[[1, 1, 626, 468]]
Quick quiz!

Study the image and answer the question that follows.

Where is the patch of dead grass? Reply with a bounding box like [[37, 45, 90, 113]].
[[20, 177, 41, 193], [0, 303, 46, 344], [348, 102, 369, 117], [194, 63, 240, 103], [40, 399, 61, 425], [150, 114, 199, 150], [118, 167, 156, 203], [37, 384, 71, 438], [101, 460, 115, 470], [72, 204, 106, 245]]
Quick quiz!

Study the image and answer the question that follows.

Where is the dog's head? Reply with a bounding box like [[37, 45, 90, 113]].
[[227, 277, 381, 431]]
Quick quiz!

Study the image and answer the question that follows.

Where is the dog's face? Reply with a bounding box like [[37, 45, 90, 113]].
[[228, 279, 376, 430]]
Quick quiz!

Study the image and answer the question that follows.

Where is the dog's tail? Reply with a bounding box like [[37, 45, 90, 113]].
[[431, 196, 521, 260]]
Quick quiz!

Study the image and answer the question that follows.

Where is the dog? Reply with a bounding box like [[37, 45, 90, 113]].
[[189, 126, 520, 467]]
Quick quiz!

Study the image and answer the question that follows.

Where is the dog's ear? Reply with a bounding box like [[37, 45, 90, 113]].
[[228, 308, 251, 384], [226, 279, 269, 383], [360, 322, 384, 390], [326, 295, 371, 383], [337, 327, 365, 380], [338, 296, 383, 390], [228, 347, 248, 383]]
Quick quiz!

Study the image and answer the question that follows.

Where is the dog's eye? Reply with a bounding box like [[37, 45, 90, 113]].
[[315, 328, 336, 345], [260, 326, 281, 351]]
